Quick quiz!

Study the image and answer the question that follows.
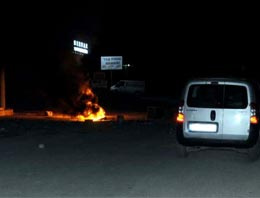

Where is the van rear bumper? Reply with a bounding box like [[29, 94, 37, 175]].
[[176, 123, 260, 148]]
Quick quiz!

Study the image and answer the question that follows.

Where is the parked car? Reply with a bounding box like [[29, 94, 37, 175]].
[[175, 78, 260, 160], [110, 80, 145, 95]]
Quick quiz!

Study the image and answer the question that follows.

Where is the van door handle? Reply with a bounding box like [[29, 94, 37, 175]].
[[210, 110, 216, 121]]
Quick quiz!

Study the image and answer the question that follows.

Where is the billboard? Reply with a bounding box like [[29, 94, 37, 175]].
[[101, 56, 123, 70], [73, 40, 88, 54]]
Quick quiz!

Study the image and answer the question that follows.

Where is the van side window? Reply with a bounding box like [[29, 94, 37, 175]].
[[115, 81, 124, 87], [187, 85, 223, 108], [224, 85, 248, 109]]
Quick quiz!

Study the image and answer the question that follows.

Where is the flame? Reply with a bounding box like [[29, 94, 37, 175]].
[[80, 87, 95, 98], [46, 82, 106, 122], [46, 111, 53, 117], [76, 105, 106, 122], [76, 84, 106, 122]]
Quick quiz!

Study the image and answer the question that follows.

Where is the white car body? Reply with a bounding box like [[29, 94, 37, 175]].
[[176, 78, 260, 148], [110, 80, 145, 95]]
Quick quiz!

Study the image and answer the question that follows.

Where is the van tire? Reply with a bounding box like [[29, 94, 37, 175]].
[[176, 142, 189, 158], [247, 136, 260, 161]]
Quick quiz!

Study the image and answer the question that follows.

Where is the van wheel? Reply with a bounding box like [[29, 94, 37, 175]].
[[176, 142, 189, 158], [247, 138, 260, 161]]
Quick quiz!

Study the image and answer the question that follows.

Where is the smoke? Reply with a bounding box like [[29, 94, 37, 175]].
[[50, 51, 95, 115]]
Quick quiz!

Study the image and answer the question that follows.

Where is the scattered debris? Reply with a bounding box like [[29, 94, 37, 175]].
[[38, 144, 45, 149]]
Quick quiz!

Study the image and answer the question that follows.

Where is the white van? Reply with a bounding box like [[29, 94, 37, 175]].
[[176, 78, 260, 160], [110, 80, 145, 95]]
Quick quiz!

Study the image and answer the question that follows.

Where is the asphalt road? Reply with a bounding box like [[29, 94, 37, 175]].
[[1, 119, 260, 197]]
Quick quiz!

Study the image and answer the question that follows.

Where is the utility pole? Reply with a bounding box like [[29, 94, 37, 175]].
[[0, 67, 13, 116], [0, 67, 6, 109]]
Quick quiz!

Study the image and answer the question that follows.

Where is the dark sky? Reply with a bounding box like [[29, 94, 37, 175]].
[[1, 2, 259, 70], [1, 2, 260, 109]]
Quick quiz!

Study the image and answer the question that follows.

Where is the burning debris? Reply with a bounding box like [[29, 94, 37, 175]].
[[75, 82, 105, 122], [47, 82, 105, 122]]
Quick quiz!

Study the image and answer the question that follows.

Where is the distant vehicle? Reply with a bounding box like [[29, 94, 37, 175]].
[[176, 78, 260, 160], [110, 80, 145, 95]]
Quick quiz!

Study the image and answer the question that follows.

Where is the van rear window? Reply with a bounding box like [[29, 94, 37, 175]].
[[187, 85, 248, 109], [224, 85, 248, 109], [187, 85, 223, 108]]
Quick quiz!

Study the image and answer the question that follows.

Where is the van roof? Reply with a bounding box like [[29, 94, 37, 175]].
[[119, 80, 145, 84], [188, 78, 251, 85]]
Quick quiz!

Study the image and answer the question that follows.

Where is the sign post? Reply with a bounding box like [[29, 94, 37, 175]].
[[101, 56, 123, 86], [110, 70, 113, 86]]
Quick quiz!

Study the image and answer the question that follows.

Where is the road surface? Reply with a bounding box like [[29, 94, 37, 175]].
[[0, 119, 259, 197]]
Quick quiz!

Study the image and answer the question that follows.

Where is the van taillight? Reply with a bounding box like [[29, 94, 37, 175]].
[[250, 116, 258, 124], [177, 113, 184, 123], [176, 100, 184, 123], [250, 103, 258, 124]]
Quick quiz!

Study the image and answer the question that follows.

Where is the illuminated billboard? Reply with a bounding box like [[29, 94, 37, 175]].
[[101, 56, 123, 70], [73, 40, 89, 54]]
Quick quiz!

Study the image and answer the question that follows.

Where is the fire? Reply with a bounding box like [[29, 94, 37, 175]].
[[76, 105, 105, 122], [81, 87, 95, 98], [47, 82, 106, 122], [76, 84, 106, 122]]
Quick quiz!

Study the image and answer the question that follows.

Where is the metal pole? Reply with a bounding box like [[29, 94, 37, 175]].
[[110, 70, 113, 87], [0, 67, 6, 109]]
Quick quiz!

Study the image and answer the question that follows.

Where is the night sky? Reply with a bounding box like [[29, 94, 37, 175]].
[[1, 2, 259, 110]]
